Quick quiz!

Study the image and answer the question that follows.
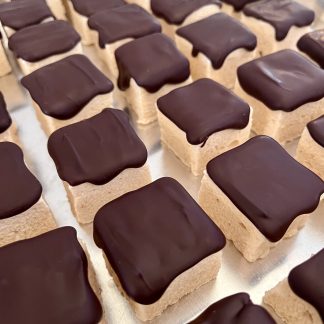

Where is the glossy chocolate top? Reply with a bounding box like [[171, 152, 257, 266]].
[[0, 0, 53, 31], [0, 92, 11, 133], [94, 177, 226, 304], [0, 227, 103, 324], [116, 33, 190, 93], [308, 115, 324, 148], [71, 0, 126, 17], [88, 4, 161, 48], [0, 142, 42, 220], [48, 109, 148, 186], [157, 79, 250, 145], [189, 293, 275, 324], [222, 0, 260, 11], [21, 55, 113, 120], [243, 0, 314, 41], [8, 20, 81, 62], [151, 0, 221, 25], [288, 249, 324, 321], [207, 136, 324, 242], [177, 13, 257, 69], [237, 50, 324, 112], [298, 29, 324, 69]]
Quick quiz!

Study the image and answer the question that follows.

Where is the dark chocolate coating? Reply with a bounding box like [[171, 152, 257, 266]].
[[48, 109, 148, 186], [94, 177, 226, 305], [8, 20, 81, 62], [0, 227, 103, 324], [207, 135, 324, 242], [243, 0, 314, 41], [288, 249, 324, 321], [237, 49, 324, 112], [298, 29, 324, 69], [21, 54, 113, 120], [0, 142, 42, 220], [221, 0, 260, 11], [116, 33, 190, 93], [157, 78, 250, 145], [189, 293, 275, 324], [88, 4, 161, 48], [151, 0, 221, 25], [0, 0, 53, 31], [0, 92, 11, 133], [176, 13, 257, 69], [71, 0, 126, 17], [308, 115, 324, 148]]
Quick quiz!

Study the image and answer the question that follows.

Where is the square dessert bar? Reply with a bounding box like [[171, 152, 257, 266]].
[[198, 136, 324, 262], [236, 50, 324, 144], [88, 4, 161, 81], [94, 177, 226, 321], [22, 54, 114, 135], [264, 248, 324, 324], [0, 142, 56, 248], [241, 0, 315, 56], [48, 109, 151, 224], [296, 115, 324, 180], [150, 0, 222, 39], [176, 13, 257, 89], [298, 29, 324, 69], [115, 33, 191, 124], [157, 78, 252, 175], [67, 0, 126, 45], [8, 20, 82, 75], [189, 293, 275, 323], [0, 92, 16, 142], [0, 227, 103, 324], [0, 32, 11, 77]]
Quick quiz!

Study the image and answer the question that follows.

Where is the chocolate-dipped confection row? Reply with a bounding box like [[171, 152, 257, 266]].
[[0, 92, 11, 134], [308, 115, 324, 147]]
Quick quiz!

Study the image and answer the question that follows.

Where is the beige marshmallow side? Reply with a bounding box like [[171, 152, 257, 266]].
[[0, 41, 11, 77]]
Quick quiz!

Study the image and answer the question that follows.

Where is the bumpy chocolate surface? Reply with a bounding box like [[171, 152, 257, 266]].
[[237, 50, 324, 112], [288, 249, 324, 321], [48, 109, 148, 186], [21, 55, 113, 120], [151, 0, 221, 25], [0, 0, 53, 31], [177, 13, 257, 69], [157, 79, 250, 145], [0, 227, 103, 324], [308, 115, 324, 148], [8, 20, 81, 62], [116, 33, 190, 93], [94, 177, 226, 304], [88, 4, 161, 48], [189, 293, 275, 323], [207, 136, 324, 242], [298, 29, 324, 69], [243, 0, 314, 41], [71, 0, 126, 17], [222, 0, 260, 11], [0, 92, 11, 133], [0, 142, 42, 220]]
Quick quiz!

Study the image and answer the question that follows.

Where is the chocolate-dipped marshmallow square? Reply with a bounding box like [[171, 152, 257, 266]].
[[189, 293, 275, 323], [8, 20, 82, 75], [296, 115, 324, 180], [241, 0, 314, 56], [0, 92, 16, 142], [198, 136, 324, 262], [236, 50, 324, 144], [88, 4, 161, 81], [0, 32, 11, 77], [21, 54, 114, 135], [0, 227, 103, 324], [67, 0, 126, 45], [157, 78, 252, 175], [94, 177, 226, 321], [48, 109, 151, 224], [0, 142, 56, 248], [115, 33, 191, 124], [264, 248, 324, 324], [176, 13, 257, 89]]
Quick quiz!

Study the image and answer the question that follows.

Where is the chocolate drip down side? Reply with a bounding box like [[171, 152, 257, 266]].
[[0, 92, 12, 133], [222, 0, 260, 11]]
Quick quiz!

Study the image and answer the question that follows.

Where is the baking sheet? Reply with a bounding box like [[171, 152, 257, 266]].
[[1, 2, 324, 323]]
